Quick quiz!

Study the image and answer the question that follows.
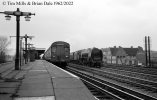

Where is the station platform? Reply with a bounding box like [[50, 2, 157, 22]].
[[0, 60, 96, 100]]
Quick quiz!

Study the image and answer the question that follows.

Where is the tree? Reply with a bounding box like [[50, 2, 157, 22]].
[[0, 36, 10, 63]]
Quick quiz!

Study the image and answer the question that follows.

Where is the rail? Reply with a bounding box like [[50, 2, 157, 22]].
[[67, 65, 157, 100]]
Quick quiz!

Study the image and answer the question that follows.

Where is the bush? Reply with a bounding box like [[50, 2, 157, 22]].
[[0, 51, 6, 63]]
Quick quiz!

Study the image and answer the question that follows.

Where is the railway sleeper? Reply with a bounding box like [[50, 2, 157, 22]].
[[69, 64, 157, 92], [67, 67, 157, 100]]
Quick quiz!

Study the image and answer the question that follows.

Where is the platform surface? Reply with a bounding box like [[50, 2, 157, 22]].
[[0, 60, 96, 100]]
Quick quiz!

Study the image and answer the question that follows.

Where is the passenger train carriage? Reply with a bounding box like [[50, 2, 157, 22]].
[[43, 41, 70, 68]]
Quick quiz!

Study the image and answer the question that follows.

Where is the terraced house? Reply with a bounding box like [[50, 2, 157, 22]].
[[102, 46, 145, 66]]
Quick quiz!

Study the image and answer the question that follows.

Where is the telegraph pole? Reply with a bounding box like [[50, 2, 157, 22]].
[[145, 36, 148, 66], [145, 36, 151, 67], [148, 36, 151, 66]]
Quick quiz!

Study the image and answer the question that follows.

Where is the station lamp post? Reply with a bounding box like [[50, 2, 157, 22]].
[[0, 8, 35, 70], [21, 34, 34, 64], [27, 43, 34, 62]]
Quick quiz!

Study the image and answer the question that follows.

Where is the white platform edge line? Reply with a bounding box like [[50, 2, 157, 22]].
[[13, 96, 55, 100], [52, 64, 80, 79]]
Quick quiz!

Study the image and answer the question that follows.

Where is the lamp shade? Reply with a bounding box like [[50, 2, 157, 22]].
[[5, 15, 11, 20], [25, 16, 31, 21]]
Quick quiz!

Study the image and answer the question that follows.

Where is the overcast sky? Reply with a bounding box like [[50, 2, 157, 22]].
[[0, 0, 157, 55]]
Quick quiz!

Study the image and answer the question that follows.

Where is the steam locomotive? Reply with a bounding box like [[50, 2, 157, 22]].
[[70, 47, 103, 68]]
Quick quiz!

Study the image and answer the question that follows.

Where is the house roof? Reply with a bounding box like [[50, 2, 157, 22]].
[[123, 48, 139, 56], [110, 48, 118, 56], [107, 46, 144, 57]]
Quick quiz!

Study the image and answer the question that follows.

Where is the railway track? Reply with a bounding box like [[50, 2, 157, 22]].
[[104, 66, 157, 78], [68, 63, 157, 100], [0, 62, 14, 78], [0, 62, 22, 80], [0, 61, 13, 66], [67, 67, 125, 100], [103, 65, 157, 76], [101, 67, 157, 82], [83, 79, 121, 100]]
